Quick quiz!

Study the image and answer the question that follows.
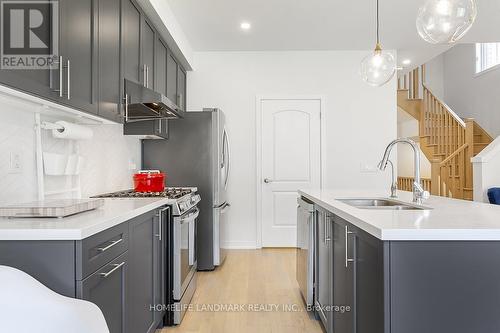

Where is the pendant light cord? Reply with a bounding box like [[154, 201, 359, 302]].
[[376, 0, 380, 45]]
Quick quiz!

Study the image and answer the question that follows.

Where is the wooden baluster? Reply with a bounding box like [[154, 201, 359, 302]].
[[464, 118, 474, 191], [430, 159, 440, 196], [447, 112, 451, 157]]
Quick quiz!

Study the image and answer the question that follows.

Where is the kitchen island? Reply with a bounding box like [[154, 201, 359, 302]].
[[300, 189, 500, 333]]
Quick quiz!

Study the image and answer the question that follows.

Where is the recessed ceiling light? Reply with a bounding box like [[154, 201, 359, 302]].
[[402, 59, 411, 65], [240, 22, 251, 30]]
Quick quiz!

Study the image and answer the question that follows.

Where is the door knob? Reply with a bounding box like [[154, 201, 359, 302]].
[[264, 178, 273, 183]]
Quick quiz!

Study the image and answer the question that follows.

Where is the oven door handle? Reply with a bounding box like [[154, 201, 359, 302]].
[[188, 217, 195, 266], [180, 207, 200, 224]]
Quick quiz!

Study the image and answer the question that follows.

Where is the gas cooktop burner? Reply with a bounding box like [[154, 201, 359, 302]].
[[94, 188, 193, 199]]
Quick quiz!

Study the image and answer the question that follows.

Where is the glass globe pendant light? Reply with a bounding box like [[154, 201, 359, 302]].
[[416, 0, 477, 44], [360, 0, 396, 87]]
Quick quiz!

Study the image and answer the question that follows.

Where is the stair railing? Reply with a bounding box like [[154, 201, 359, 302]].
[[420, 85, 474, 200]]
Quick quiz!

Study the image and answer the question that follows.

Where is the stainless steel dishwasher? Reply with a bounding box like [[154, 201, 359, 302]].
[[296, 196, 316, 307]]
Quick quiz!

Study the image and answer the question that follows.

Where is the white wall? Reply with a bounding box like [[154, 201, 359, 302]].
[[424, 53, 445, 100], [187, 51, 397, 248], [397, 109, 431, 178], [444, 44, 500, 137], [472, 137, 500, 203], [0, 92, 141, 205]]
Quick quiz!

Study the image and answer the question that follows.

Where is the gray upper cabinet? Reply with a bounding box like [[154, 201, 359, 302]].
[[141, 18, 156, 89], [177, 66, 186, 111], [166, 52, 178, 105], [122, 0, 142, 85], [97, 0, 123, 123], [0, 0, 187, 125], [0, 1, 56, 101], [59, 0, 97, 113], [155, 38, 168, 96]]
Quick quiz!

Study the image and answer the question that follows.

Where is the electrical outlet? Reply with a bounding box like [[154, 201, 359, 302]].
[[9, 152, 23, 174]]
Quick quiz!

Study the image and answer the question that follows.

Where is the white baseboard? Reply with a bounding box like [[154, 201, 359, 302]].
[[222, 240, 258, 249]]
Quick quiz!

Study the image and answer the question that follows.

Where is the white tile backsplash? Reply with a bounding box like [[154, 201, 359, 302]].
[[0, 94, 141, 205]]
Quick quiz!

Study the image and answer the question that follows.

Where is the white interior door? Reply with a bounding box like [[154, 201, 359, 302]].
[[260, 99, 321, 247]]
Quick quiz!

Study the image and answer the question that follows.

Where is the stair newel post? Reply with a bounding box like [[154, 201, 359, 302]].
[[430, 158, 441, 196], [464, 118, 475, 190]]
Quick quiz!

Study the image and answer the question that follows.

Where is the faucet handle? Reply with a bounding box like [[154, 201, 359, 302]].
[[421, 191, 430, 200]]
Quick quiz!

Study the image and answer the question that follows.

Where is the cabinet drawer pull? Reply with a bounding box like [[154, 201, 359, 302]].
[[345, 226, 355, 267], [97, 238, 123, 252], [54, 56, 63, 97], [324, 215, 331, 243], [99, 262, 125, 278]]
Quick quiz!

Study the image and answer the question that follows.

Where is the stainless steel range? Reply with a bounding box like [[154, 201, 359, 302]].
[[94, 187, 200, 326]]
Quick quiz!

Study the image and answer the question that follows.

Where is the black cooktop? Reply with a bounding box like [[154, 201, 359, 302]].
[[94, 188, 192, 199]]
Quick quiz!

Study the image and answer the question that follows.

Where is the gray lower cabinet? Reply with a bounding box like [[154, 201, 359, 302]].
[[315, 207, 332, 331], [332, 216, 354, 333], [128, 210, 159, 333], [0, 207, 167, 333], [352, 220, 384, 333], [77, 252, 128, 333], [314, 206, 500, 333], [315, 212, 384, 333]]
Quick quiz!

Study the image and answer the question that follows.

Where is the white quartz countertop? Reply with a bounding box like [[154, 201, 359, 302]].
[[299, 189, 500, 241], [0, 198, 175, 240]]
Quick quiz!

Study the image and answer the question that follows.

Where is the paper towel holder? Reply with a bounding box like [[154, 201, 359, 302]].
[[40, 121, 65, 132]]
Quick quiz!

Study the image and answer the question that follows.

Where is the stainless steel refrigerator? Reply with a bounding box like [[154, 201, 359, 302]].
[[142, 108, 230, 270]]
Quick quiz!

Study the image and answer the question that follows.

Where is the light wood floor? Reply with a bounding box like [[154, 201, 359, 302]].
[[158, 249, 323, 333]]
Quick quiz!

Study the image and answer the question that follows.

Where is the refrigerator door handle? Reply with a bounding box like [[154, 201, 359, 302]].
[[214, 202, 230, 210], [221, 203, 230, 214], [223, 129, 231, 190]]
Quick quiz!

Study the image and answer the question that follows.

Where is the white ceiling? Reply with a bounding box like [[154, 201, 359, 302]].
[[166, 0, 500, 66]]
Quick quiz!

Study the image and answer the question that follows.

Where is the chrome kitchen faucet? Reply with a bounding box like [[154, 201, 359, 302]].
[[378, 138, 430, 204]]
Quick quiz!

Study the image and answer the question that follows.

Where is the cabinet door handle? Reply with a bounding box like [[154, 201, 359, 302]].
[[123, 94, 129, 122], [66, 59, 70, 100], [324, 215, 331, 243], [99, 262, 125, 278], [156, 210, 162, 241], [345, 225, 355, 267], [158, 119, 162, 133], [143, 64, 147, 87], [97, 238, 123, 252], [54, 56, 63, 97]]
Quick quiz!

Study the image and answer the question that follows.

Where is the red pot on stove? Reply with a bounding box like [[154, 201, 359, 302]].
[[133, 170, 166, 192]]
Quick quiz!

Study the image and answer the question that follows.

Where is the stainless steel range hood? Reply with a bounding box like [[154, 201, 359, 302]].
[[124, 79, 184, 122]]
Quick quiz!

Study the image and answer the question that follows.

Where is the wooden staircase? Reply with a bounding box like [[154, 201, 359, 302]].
[[397, 65, 493, 200]]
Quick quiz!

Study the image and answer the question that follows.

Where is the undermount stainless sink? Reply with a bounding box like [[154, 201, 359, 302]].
[[337, 198, 430, 210]]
